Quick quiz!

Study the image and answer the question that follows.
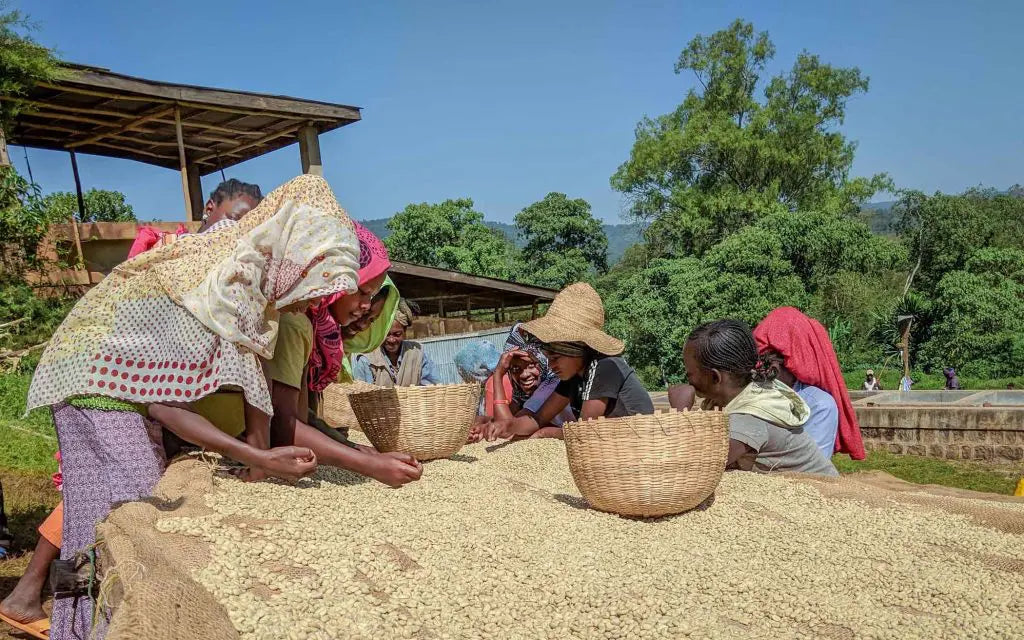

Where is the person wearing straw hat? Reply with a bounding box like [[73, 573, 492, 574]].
[[483, 283, 653, 441]]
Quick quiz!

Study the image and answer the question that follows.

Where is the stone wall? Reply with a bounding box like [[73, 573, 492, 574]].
[[856, 406, 1024, 463]]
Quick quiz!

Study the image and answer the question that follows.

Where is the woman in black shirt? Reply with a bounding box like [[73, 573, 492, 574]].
[[483, 283, 653, 440]]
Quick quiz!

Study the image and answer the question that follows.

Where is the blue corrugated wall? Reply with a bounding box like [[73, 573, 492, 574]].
[[417, 327, 512, 384]]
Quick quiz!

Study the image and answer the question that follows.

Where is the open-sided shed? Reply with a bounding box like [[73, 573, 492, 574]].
[[3, 63, 361, 219]]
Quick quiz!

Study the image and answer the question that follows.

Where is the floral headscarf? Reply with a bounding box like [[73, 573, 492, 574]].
[[28, 175, 359, 415], [503, 323, 558, 406], [306, 222, 391, 392]]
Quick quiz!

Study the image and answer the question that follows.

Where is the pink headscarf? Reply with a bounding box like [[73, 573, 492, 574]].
[[752, 307, 865, 460], [306, 222, 391, 391]]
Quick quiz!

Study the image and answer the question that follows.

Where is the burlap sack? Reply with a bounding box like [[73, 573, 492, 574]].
[[788, 470, 1024, 535], [96, 457, 239, 640]]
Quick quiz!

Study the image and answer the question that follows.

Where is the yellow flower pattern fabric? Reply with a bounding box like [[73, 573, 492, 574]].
[[28, 175, 359, 415]]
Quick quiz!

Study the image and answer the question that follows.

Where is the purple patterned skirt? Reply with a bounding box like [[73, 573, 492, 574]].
[[50, 403, 166, 640]]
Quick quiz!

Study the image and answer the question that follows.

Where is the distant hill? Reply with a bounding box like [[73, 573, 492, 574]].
[[859, 200, 899, 235], [357, 218, 643, 265]]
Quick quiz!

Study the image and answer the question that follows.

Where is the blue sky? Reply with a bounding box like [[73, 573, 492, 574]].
[[8, 0, 1023, 223]]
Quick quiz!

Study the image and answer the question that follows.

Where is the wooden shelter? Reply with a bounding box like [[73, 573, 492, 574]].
[[2, 63, 361, 219]]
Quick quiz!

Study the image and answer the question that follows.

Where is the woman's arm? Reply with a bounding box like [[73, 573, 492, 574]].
[[485, 392, 571, 441], [148, 403, 316, 483], [579, 398, 609, 421]]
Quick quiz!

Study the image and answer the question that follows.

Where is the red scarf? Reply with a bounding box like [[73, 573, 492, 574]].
[[753, 307, 865, 460], [306, 222, 390, 392]]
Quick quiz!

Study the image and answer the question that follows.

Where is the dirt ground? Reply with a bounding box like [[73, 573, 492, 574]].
[[0, 470, 59, 640]]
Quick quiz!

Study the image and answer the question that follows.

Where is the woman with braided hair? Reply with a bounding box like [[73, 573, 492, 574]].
[[682, 319, 838, 476]]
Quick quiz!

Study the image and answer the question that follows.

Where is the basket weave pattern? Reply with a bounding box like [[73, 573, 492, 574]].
[[321, 381, 379, 431], [347, 383, 481, 461], [563, 409, 729, 517]]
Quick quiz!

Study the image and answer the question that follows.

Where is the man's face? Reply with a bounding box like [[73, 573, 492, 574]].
[[205, 194, 259, 224], [384, 322, 406, 354]]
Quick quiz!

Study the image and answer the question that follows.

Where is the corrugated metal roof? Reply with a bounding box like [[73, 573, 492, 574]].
[[418, 327, 512, 385]]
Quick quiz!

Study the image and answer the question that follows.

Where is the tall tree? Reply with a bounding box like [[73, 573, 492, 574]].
[[611, 19, 889, 257], [515, 192, 608, 288], [0, 3, 63, 133], [40, 189, 136, 223], [895, 188, 1024, 295], [385, 198, 518, 280]]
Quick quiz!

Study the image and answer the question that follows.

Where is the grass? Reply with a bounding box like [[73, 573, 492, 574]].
[[842, 368, 1024, 391], [832, 450, 1020, 495]]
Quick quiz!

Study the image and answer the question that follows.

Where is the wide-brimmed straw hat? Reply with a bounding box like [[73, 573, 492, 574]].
[[520, 283, 624, 356]]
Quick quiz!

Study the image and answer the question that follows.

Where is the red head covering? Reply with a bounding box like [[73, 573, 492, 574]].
[[306, 222, 391, 392], [752, 307, 865, 460]]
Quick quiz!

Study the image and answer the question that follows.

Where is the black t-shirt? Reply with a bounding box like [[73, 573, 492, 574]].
[[555, 356, 654, 418]]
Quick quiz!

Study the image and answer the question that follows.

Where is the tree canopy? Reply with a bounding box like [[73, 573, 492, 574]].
[[611, 19, 890, 257], [515, 192, 608, 289], [0, 3, 63, 132], [384, 198, 519, 280], [40, 189, 136, 223]]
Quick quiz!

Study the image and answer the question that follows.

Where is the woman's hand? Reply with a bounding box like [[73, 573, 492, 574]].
[[467, 416, 491, 443], [252, 446, 318, 483], [484, 419, 514, 442], [495, 349, 530, 375], [368, 452, 423, 487]]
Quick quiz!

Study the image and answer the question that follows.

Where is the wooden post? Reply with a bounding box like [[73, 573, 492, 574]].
[[174, 107, 194, 220], [900, 320, 912, 385], [531, 299, 539, 320], [298, 125, 323, 176], [67, 151, 86, 268], [438, 298, 446, 318], [499, 299, 506, 323], [0, 127, 10, 167], [187, 162, 205, 220]]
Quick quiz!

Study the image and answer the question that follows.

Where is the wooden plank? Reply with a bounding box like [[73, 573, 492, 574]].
[[192, 123, 302, 164], [389, 261, 557, 300], [297, 125, 322, 175], [67, 151, 86, 267], [57, 69, 363, 120], [174, 107, 193, 220], [187, 162, 205, 220], [40, 72, 362, 122], [66, 105, 175, 148]]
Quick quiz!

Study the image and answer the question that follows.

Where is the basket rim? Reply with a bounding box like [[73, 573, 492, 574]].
[[346, 382, 481, 399], [562, 408, 728, 442]]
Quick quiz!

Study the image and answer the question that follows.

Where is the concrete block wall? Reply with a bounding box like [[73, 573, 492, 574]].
[[856, 406, 1024, 462]]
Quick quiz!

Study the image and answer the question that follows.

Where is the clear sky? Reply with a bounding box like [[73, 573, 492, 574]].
[[7, 0, 1023, 223]]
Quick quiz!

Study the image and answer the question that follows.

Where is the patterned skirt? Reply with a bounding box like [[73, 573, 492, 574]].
[[50, 403, 166, 640]]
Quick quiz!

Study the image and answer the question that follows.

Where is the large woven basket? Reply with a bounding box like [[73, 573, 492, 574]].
[[347, 383, 481, 461], [321, 381, 379, 432], [563, 408, 729, 518]]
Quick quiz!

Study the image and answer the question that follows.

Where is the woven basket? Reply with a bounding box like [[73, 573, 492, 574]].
[[347, 383, 481, 461], [321, 381, 379, 432], [563, 408, 729, 518]]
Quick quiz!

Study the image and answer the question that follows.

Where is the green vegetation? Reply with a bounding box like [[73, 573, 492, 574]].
[[832, 451, 1019, 495], [384, 193, 610, 288], [39, 189, 137, 223]]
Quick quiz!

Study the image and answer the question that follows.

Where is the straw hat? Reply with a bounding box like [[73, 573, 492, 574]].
[[521, 283, 624, 356]]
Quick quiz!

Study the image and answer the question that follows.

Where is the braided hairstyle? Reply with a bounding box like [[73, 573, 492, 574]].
[[209, 179, 263, 206], [686, 319, 776, 386]]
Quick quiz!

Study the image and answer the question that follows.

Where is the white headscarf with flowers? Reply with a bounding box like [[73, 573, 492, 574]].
[[28, 174, 359, 415]]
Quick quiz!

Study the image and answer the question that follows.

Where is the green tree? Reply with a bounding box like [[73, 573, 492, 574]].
[[385, 198, 518, 279], [515, 192, 608, 288], [0, 3, 64, 131], [895, 189, 1024, 295], [921, 248, 1024, 377], [611, 19, 889, 257], [40, 189, 136, 223]]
